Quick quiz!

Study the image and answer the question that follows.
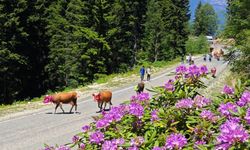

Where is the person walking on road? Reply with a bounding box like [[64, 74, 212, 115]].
[[140, 66, 145, 81], [203, 54, 207, 61], [211, 67, 216, 78], [209, 53, 212, 62], [146, 67, 151, 81], [188, 53, 192, 65]]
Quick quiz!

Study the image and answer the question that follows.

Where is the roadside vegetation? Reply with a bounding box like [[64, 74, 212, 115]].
[[43, 65, 250, 150], [0, 57, 181, 117], [223, 0, 250, 83]]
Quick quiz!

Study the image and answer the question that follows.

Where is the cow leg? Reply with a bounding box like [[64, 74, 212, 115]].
[[109, 101, 112, 110], [96, 101, 103, 113], [54, 103, 60, 114], [71, 99, 77, 113], [69, 104, 74, 113], [74, 104, 77, 113], [98, 101, 102, 109], [103, 102, 107, 111], [59, 104, 65, 113]]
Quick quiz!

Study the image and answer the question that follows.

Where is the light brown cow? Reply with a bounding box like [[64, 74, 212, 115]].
[[212, 48, 224, 60], [92, 90, 112, 113], [43, 92, 78, 114]]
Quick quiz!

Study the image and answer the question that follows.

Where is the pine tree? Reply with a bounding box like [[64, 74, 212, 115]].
[[0, 0, 30, 103], [143, 0, 166, 62], [107, 0, 147, 71], [162, 0, 190, 57], [193, 3, 218, 36], [46, 0, 110, 89]]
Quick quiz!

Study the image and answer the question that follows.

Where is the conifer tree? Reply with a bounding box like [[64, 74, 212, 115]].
[[143, 0, 166, 62], [162, 0, 190, 57], [193, 3, 218, 36]]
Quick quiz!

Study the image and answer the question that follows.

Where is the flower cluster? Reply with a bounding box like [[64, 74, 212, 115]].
[[82, 125, 90, 132], [200, 110, 218, 122], [89, 131, 104, 144], [188, 65, 200, 77], [175, 98, 194, 109], [96, 105, 127, 129], [216, 120, 249, 149], [176, 65, 187, 74], [165, 79, 175, 92], [222, 85, 234, 95], [131, 92, 150, 104], [165, 133, 187, 150], [237, 91, 250, 107], [175, 64, 208, 80], [72, 135, 79, 143], [218, 102, 238, 117], [102, 138, 125, 150], [200, 65, 208, 74], [245, 108, 250, 124], [129, 102, 144, 118], [151, 109, 159, 122], [193, 95, 211, 108]]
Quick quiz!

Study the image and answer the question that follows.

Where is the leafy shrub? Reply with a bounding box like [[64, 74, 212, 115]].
[[43, 65, 250, 150], [185, 35, 210, 54]]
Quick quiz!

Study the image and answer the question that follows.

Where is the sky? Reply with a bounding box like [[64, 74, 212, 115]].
[[190, 0, 227, 26]]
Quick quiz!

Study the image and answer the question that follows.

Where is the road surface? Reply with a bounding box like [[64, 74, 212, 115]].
[[0, 56, 228, 150]]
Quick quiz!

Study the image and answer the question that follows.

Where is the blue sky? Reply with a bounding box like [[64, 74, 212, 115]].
[[190, 0, 227, 25]]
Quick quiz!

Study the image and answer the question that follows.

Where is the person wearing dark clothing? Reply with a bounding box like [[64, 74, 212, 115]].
[[140, 66, 145, 81], [203, 54, 207, 61], [209, 53, 212, 62]]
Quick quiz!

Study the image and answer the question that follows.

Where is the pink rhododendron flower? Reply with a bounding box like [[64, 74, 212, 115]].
[[237, 91, 250, 107], [222, 85, 234, 95], [216, 120, 249, 149], [175, 98, 194, 109], [165, 133, 187, 149]]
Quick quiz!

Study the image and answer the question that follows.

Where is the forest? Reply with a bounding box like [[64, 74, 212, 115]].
[[2, 0, 245, 105], [0, 0, 191, 104]]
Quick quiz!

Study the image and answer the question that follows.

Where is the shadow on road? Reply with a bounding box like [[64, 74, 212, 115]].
[[45, 112, 81, 115]]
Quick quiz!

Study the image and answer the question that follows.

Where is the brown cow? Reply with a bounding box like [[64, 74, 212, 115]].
[[135, 82, 145, 94], [212, 48, 224, 61], [43, 92, 78, 114], [92, 90, 112, 113]]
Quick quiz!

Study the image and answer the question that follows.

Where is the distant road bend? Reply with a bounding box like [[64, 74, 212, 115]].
[[0, 54, 228, 150]]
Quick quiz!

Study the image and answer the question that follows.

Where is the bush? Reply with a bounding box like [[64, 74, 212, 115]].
[[186, 35, 210, 54]]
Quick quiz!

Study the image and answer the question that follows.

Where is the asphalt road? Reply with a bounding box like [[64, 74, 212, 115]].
[[0, 55, 228, 150]]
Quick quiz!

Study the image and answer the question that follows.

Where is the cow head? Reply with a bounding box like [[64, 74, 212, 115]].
[[43, 95, 53, 104], [92, 93, 101, 102]]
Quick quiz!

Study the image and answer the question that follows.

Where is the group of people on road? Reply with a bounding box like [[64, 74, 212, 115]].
[[185, 53, 194, 65], [203, 53, 213, 62], [140, 66, 151, 82]]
